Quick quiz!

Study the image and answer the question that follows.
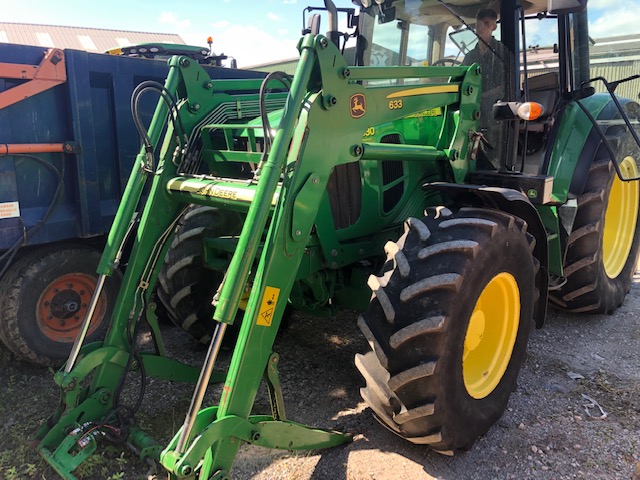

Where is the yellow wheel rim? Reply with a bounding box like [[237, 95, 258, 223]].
[[603, 156, 639, 279], [463, 272, 520, 399]]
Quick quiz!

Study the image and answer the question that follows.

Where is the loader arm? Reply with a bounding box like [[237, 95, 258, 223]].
[[36, 33, 481, 479]]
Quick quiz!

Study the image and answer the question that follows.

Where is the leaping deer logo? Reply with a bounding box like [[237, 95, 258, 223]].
[[350, 94, 366, 118]]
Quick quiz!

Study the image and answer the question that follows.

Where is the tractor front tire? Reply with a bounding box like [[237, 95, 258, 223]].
[[0, 247, 122, 366], [157, 205, 243, 343], [549, 154, 640, 313], [357, 208, 538, 452]]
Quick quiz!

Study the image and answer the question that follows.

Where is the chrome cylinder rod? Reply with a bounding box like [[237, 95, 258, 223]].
[[176, 322, 228, 453], [64, 213, 139, 373], [64, 274, 106, 373]]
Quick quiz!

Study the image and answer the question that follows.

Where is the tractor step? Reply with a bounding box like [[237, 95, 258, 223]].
[[470, 170, 554, 204]]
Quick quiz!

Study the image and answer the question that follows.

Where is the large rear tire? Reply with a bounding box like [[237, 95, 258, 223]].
[[549, 154, 640, 313], [0, 247, 122, 366], [356, 208, 537, 452], [157, 205, 243, 343]]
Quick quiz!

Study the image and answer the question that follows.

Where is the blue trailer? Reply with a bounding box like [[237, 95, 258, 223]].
[[0, 43, 263, 365]]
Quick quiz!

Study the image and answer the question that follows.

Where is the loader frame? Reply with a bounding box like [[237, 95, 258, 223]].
[[35, 33, 484, 479]]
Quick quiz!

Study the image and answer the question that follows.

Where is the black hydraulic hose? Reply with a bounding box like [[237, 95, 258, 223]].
[[110, 208, 182, 426], [0, 154, 64, 278], [588, 75, 640, 151], [112, 295, 147, 422], [574, 98, 633, 182], [131, 81, 187, 171], [132, 80, 186, 141], [257, 71, 292, 173]]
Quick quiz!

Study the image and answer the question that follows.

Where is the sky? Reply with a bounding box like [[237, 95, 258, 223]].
[[0, 0, 637, 68], [0, 0, 357, 67]]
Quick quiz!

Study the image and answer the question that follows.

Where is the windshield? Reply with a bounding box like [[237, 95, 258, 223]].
[[355, 0, 640, 175], [359, 1, 515, 167], [361, 1, 507, 67]]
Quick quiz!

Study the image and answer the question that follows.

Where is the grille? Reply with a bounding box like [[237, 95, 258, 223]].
[[380, 134, 405, 212]]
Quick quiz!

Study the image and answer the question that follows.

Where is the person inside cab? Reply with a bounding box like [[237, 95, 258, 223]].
[[464, 8, 509, 167]]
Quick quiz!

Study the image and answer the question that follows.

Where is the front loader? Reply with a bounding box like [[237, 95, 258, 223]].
[[36, 0, 640, 478]]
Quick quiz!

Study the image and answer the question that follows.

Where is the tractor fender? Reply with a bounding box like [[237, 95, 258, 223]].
[[568, 97, 640, 197], [424, 182, 548, 328], [547, 94, 639, 202]]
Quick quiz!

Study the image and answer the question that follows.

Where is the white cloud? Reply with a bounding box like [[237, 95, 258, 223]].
[[589, 7, 640, 38], [212, 20, 231, 29], [267, 12, 282, 21], [283, 0, 298, 3], [523, 17, 558, 47], [180, 24, 300, 67], [587, 0, 640, 38], [159, 11, 191, 30], [589, 0, 621, 8]]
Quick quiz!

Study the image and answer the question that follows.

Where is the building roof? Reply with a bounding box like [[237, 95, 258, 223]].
[[0, 22, 185, 53], [591, 34, 640, 60]]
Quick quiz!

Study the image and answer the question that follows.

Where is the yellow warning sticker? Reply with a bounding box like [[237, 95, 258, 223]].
[[257, 286, 280, 327]]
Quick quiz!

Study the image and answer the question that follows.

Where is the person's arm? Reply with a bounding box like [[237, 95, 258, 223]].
[[462, 50, 476, 66]]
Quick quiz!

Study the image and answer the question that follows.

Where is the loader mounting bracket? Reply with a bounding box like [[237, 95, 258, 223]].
[[160, 407, 352, 478]]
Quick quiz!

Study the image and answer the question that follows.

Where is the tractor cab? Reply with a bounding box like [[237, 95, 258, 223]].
[[349, 0, 640, 189]]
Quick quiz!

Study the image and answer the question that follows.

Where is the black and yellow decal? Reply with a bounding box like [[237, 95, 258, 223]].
[[257, 286, 280, 327], [350, 93, 366, 118]]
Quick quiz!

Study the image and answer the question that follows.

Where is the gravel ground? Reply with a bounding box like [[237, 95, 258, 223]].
[[1, 273, 639, 479], [231, 273, 640, 479]]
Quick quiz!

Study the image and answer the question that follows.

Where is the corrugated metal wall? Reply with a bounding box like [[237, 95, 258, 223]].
[[527, 60, 640, 100], [590, 61, 640, 100], [250, 59, 298, 75]]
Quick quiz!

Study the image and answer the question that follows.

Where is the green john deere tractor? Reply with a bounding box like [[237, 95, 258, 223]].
[[35, 0, 640, 477]]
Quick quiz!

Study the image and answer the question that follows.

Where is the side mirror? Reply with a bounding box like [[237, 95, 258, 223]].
[[305, 13, 321, 35], [547, 0, 587, 14]]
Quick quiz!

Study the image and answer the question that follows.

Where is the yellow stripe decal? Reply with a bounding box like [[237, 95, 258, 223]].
[[404, 107, 443, 118], [169, 179, 280, 206], [387, 85, 459, 99]]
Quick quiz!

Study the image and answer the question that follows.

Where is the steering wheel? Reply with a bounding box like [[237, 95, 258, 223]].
[[431, 58, 463, 67]]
